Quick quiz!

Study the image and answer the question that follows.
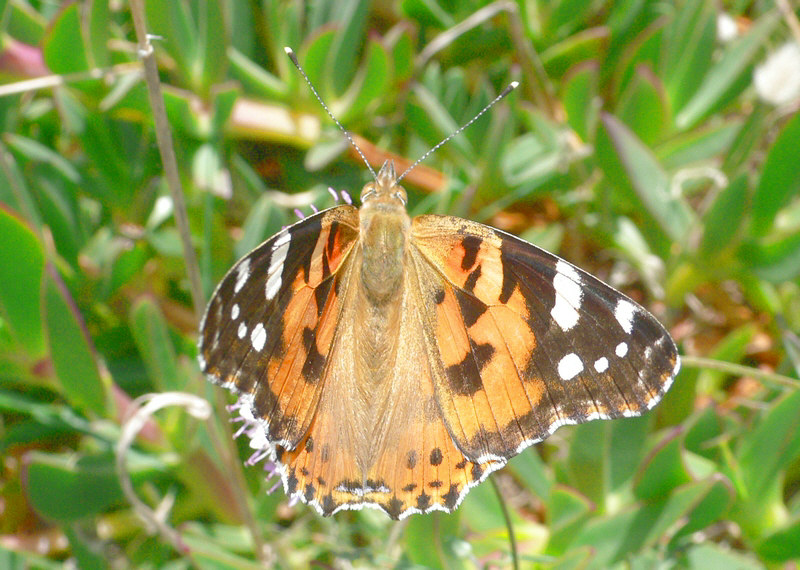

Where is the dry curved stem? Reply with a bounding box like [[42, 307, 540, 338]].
[[129, 0, 204, 321], [0, 62, 142, 97], [680, 355, 800, 390], [115, 392, 212, 553]]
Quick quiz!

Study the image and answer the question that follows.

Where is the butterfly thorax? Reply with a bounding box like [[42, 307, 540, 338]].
[[357, 161, 410, 306]]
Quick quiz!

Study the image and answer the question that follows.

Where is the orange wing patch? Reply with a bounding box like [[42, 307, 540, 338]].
[[409, 244, 541, 461], [199, 206, 360, 449]]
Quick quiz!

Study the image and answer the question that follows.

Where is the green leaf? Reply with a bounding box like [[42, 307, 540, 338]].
[[671, 474, 734, 542], [179, 532, 266, 570], [326, 0, 369, 95], [301, 30, 337, 101], [507, 448, 551, 502], [562, 63, 599, 143], [234, 197, 284, 260], [741, 232, 800, 283], [399, 0, 454, 28], [548, 0, 598, 39], [26, 451, 167, 522], [616, 64, 668, 145], [6, 1, 47, 46], [498, 130, 562, 207], [129, 298, 182, 392], [80, 117, 136, 209], [144, 0, 197, 89], [600, 113, 694, 243], [757, 517, 800, 562], [1, 420, 77, 454], [0, 207, 44, 355], [64, 527, 107, 570], [228, 48, 289, 101], [696, 324, 757, 394], [750, 111, 800, 236], [738, 388, 800, 504], [87, 0, 111, 68], [608, 414, 651, 491], [658, 122, 741, 170], [460, 476, 507, 532], [611, 17, 663, 103], [163, 87, 212, 138], [681, 542, 763, 569], [0, 546, 62, 570], [675, 11, 780, 129], [0, 141, 43, 229], [26, 452, 123, 522], [41, 3, 89, 74], [198, 0, 228, 92], [698, 174, 748, 258], [405, 512, 464, 568], [5, 134, 81, 184], [410, 83, 473, 160], [722, 103, 769, 172], [338, 40, 390, 124], [547, 487, 592, 555], [35, 177, 83, 266], [541, 28, 609, 79], [572, 477, 731, 566], [44, 270, 109, 416], [0, 391, 93, 438], [567, 420, 608, 507], [389, 27, 414, 83], [634, 432, 692, 501], [662, 0, 715, 113]]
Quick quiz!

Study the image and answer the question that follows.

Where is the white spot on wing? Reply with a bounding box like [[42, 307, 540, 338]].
[[558, 353, 584, 380], [614, 299, 636, 334], [551, 260, 582, 331], [616, 342, 628, 357], [237, 322, 247, 339], [231, 303, 240, 320], [265, 232, 291, 301], [234, 259, 250, 294], [594, 357, 609, 373], [251, 323, 266, 351]]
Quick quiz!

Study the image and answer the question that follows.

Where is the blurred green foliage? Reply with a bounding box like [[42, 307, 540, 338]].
[[1, 0, 800, 567]]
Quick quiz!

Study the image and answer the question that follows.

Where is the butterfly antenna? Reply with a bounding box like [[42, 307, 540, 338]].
[[397, 81, 519, 183], [284, 47, 377, 181]]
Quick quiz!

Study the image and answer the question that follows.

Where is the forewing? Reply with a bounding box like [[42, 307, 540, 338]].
[[411, 215, 680, 462], [198, 206, 360, 449]]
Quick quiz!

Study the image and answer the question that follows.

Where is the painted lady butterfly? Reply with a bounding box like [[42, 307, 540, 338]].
[[198, 54, 680, 520]]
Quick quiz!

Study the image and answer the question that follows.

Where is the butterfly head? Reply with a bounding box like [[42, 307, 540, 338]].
[[360, 160, 407, 209]]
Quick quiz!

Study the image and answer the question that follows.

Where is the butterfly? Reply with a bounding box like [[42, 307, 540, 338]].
[[197, 158, 680, 520]]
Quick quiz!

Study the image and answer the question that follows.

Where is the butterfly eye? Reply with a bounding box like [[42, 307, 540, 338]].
[[361, 187, 376, 202]]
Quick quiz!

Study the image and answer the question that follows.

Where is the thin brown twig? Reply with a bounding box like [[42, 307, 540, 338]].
[[776, 0, 800, 47], [127, 1, 268, 563], [490, 476, 520, 570], [128, 0, 204, 322]]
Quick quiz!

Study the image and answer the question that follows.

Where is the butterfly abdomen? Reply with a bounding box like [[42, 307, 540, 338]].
[[353, 203, 411, 395]]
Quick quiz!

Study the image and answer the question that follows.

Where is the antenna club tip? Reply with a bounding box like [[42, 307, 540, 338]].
[[284, 47, 294, 55], [510, 81, 520, 89]]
